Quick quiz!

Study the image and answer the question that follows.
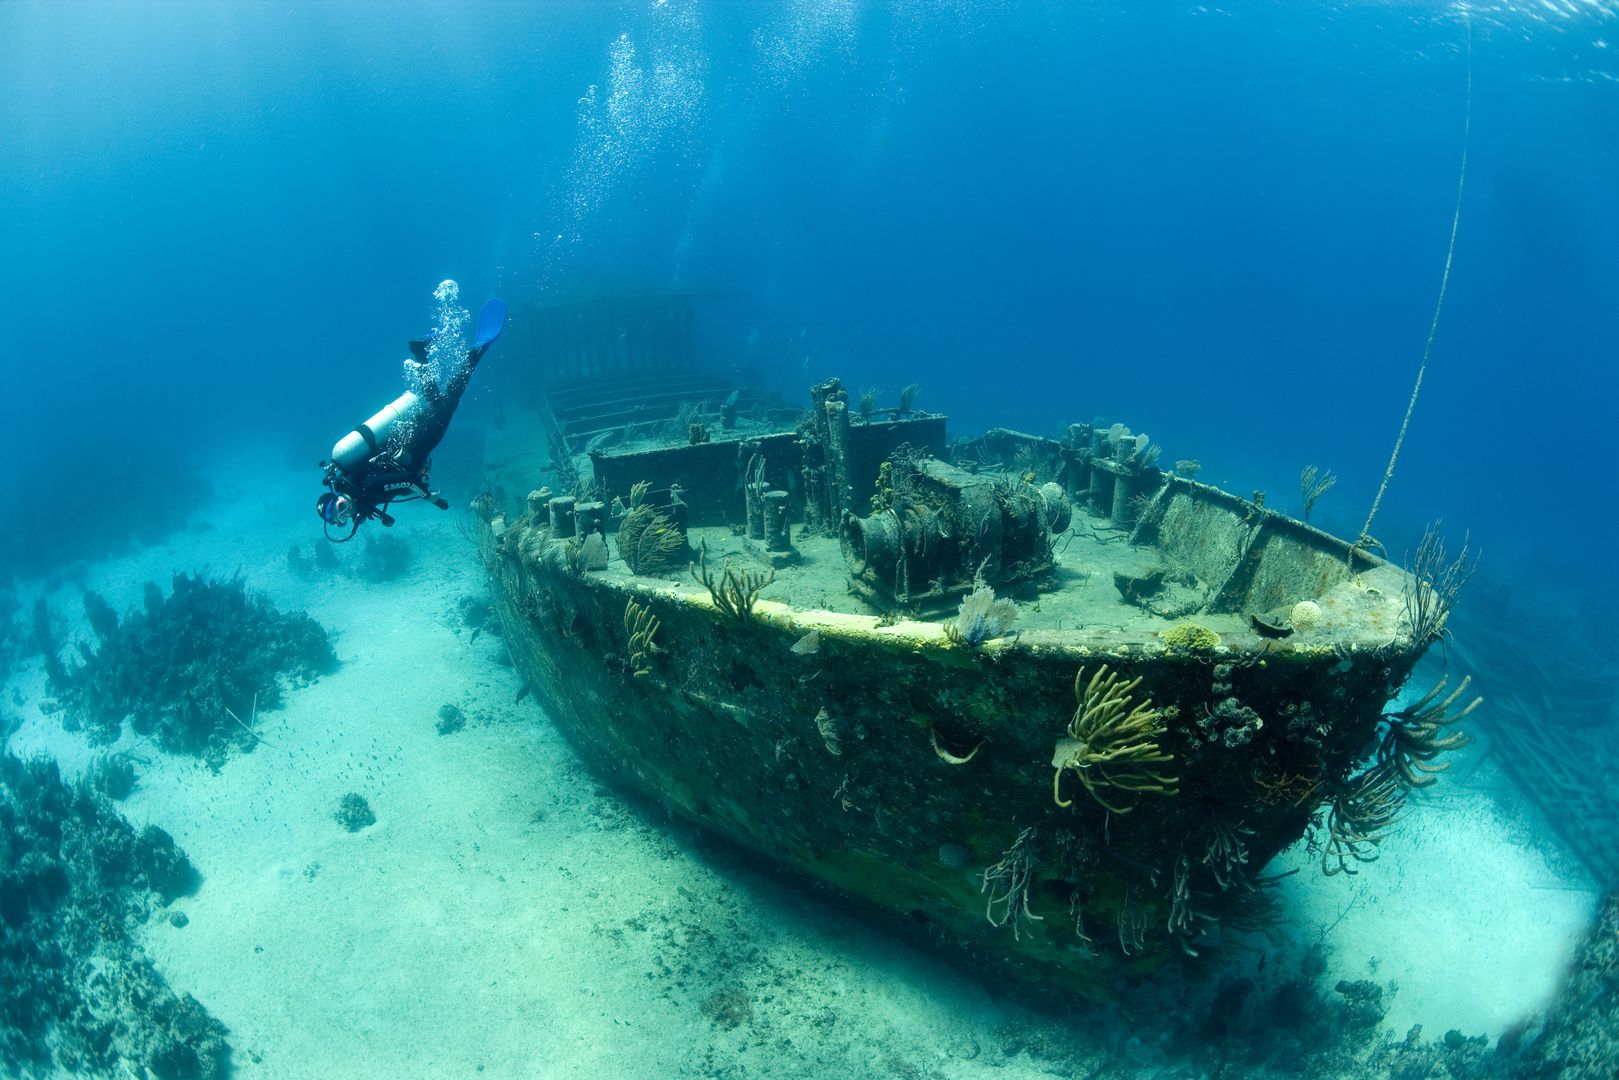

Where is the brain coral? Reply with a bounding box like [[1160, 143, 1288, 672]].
[[1290, 600, 1323, 632], [1162, 622, 1221, 650]]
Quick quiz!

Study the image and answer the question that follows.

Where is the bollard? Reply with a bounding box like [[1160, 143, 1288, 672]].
[[548, 496, 576, 538], [574, 501, 606, 538], [764, 490, 792, 552]]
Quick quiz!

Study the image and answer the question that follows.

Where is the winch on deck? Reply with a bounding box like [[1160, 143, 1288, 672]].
[[841, 454, 1071, 608]]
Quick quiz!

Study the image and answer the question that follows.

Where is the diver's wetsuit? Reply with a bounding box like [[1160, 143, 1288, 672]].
[[393, 334, 486, 467], [341, 340, 491, 518], [321, 298, 507, 534]]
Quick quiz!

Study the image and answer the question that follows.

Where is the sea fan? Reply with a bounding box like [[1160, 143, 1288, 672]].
[[578, 533, 610, 572], [946, 585, 1019, 647]]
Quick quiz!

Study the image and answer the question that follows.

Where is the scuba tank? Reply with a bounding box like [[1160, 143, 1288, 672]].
[[330, 391, 420, 469]]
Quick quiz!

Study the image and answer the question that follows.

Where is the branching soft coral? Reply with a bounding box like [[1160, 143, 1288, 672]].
[[1052, 665, 1179, 814], [42, 574, 335, 768], [1379, 674, 1479, 788]]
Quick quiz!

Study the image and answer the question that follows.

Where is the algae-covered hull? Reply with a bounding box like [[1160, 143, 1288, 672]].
[[477, 318, 1431, 996]]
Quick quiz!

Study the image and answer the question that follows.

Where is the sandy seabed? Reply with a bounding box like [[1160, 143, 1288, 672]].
[[4, 450, 1598, 1078]]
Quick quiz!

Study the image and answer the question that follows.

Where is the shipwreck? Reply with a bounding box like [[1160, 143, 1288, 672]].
[[475, 294, 1473, 998]]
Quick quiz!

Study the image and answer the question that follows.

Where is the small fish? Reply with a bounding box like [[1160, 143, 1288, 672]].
[[790, 630, 821, 656]]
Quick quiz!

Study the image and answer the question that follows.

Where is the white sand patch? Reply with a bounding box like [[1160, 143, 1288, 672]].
[[6, 449, 1070, 1078], [1275, 741, 1598, 1040]]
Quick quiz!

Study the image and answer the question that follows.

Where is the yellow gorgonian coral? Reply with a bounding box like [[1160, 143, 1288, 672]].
[[1052, 665, 1179, 814]]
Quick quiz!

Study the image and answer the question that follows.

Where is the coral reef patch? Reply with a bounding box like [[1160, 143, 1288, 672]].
[[0, 753, 228, 1078], [336, 792, 376, 833], [1518, 890, 1619, 1078], [40, 574, 336, 770]]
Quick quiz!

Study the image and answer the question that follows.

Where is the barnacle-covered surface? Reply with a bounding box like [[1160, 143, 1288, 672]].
[[481, 485, 1422, 997], [467, 363, 1444, 999]]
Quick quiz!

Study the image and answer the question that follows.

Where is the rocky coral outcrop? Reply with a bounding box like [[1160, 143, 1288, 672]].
[[40, 573, 336, 769], [0, 752, 228, 1078]]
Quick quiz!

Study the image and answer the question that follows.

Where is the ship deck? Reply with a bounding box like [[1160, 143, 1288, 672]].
[[598, 520, 1410, 657]]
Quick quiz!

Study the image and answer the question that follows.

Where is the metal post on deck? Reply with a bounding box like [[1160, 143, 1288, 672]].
[[825, 396, 854, 527]]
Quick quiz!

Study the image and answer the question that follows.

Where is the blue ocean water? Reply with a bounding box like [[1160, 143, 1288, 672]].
[[3, 0, 1615, 599], [2, 1, 1616, 1074]]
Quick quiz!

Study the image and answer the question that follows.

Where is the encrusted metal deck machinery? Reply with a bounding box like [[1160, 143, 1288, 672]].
[[476, 310, 1455, 997]]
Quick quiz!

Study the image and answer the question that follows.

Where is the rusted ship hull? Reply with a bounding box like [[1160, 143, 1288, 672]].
[[475, 296, 1433, 996], [479, 479, 1419, 996]]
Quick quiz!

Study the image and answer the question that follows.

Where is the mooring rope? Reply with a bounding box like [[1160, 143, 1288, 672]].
[[1352, 8, 1474, 563]]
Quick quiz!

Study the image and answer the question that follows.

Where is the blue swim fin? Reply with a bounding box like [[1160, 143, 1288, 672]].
[[471, 298, 508, 360]]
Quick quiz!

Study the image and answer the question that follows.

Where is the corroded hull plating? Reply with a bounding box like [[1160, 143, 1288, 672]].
[[480, 508, 1419, 998]]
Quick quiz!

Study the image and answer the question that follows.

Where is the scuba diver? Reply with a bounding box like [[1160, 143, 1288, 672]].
[[316, 296, 508, 541]]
